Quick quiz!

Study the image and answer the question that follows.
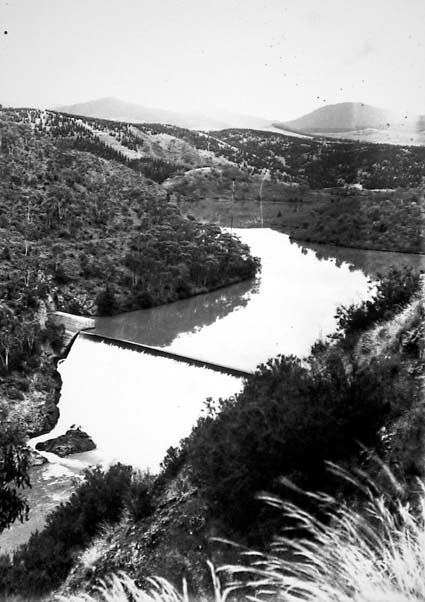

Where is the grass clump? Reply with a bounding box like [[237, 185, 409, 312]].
[[59, 469, 425, 602], [225, 467, 425, 602]]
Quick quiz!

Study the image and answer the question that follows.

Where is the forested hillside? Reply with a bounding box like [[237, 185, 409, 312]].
[[0, 111, 258, 313]]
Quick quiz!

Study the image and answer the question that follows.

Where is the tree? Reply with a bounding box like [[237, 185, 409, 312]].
[[96, 285, 117, 316], [0, 405, 30, 532]]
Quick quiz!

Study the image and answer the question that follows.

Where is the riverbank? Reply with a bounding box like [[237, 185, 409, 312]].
[[288, 233, 425, 257]]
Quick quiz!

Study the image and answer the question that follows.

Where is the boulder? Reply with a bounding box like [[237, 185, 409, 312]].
[[35, 427, 96, 457]]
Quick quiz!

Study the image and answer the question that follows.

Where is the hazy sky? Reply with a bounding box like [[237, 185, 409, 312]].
[[0, 0, 424, 120]]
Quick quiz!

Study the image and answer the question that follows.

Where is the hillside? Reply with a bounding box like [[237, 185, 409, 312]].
[[0, 110, 258, 313], [168, 128, 424, 253], [4, 108, 425, 254]]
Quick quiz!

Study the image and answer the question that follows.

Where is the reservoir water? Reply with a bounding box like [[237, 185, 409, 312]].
[[1, 229, 422, 552]]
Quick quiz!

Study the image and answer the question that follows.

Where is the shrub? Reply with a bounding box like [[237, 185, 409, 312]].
[[58, 471, 425, 602], [335, 266, 421, 343], [136, 290, 153, 309], [0, 410, 30, 533], [0, 464, 136, 596], [126, 471, 155, 522], [96, 285, 118, 316], [187, 352, 414, 535], [43, 319, 65, 353]]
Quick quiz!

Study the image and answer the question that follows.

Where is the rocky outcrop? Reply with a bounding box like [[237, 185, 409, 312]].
[[27, 447, 49, 466], [36, 427, 96, 457], [3, 351, 62, 439], [49, 312, 95, 349]]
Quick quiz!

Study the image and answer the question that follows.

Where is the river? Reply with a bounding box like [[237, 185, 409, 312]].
[[0, 229, 422, 553]]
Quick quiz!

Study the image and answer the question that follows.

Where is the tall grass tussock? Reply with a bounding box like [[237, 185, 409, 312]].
[[61, 466, 425, 602]]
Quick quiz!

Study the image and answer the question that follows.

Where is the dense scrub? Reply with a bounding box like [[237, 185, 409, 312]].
[[0, 465, 154, 596], [61, 135, 181, 183], [64, 474, 425, 602], [185, 352, 414, 536], [287, 191, 424, 253], [8, 108, 425, 190]]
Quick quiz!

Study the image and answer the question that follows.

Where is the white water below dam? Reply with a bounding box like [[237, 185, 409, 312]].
[[31, 337, 243, 471]]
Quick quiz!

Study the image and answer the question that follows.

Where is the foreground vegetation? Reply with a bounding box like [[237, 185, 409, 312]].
[[0, 464, 154, 594], [0, 267, 421, 598], [62, 470, 425, 602]]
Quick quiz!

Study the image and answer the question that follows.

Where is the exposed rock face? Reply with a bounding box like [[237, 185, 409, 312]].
[[27, 447, 49, 466], [49, 312, 96, 349], [36, 427, 96, 457], [4, 353, 62, 439]]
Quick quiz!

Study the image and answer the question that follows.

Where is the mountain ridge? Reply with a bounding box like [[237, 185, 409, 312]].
[[55, 97, 272, 131]]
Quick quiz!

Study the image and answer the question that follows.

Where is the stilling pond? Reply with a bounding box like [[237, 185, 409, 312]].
[[1, 228, 423, 552]]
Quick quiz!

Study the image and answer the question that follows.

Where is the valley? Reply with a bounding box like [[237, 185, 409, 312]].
[[0, 103, 424, 600], [4, 105, 424, 255], [2, 0, 425, 595]]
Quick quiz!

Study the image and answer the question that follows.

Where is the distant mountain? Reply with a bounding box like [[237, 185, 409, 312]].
[[55, 97, 272, 131], [279, 102, 398, 133], [274, 102, 425, 146]]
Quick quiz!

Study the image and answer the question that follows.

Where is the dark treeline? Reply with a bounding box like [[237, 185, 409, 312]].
[[287, 192, 424, 253]]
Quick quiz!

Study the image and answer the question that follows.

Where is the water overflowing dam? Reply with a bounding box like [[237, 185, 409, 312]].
[[31, 335, 244, 471]]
